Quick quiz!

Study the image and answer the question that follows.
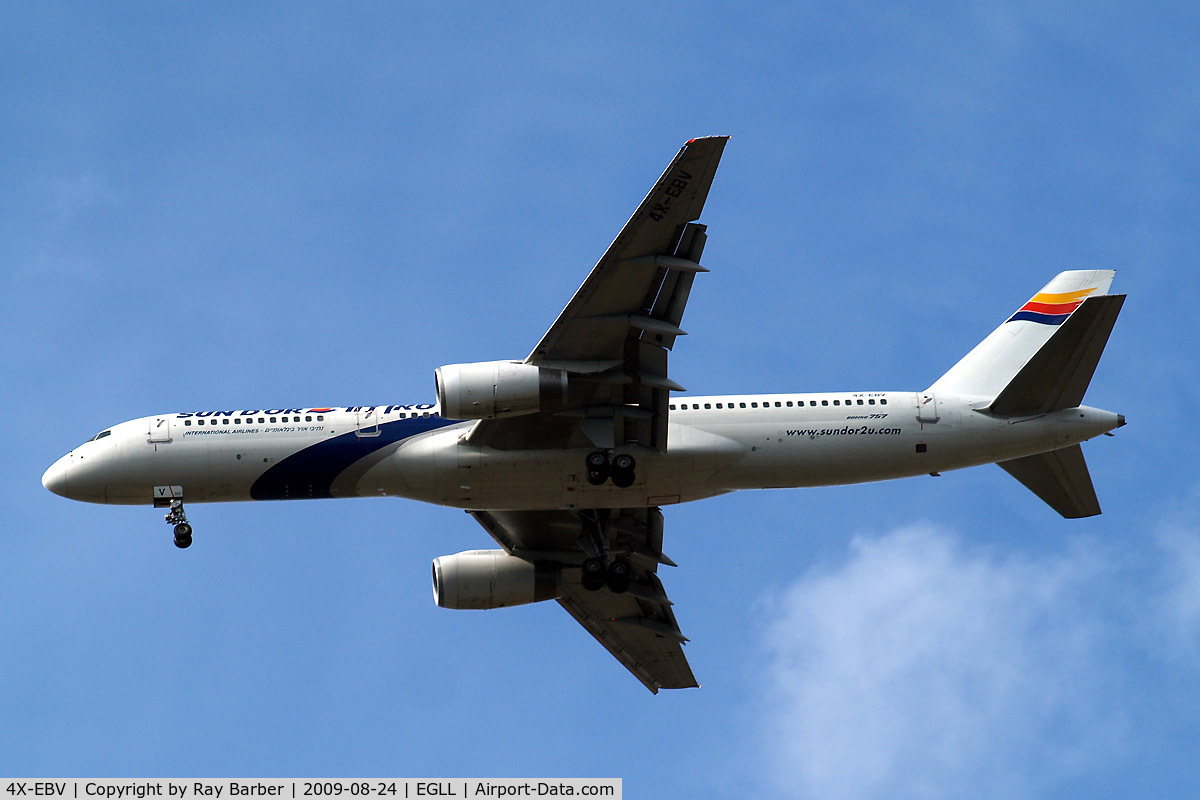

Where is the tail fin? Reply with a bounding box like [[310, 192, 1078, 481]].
[[928, 270, 1117, 401], [986, 293, 1124, 415], [932, 271, 1126, 519]]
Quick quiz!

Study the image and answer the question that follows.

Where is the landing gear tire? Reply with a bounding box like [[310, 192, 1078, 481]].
[[165, 499, 192, 549], [605, 559, 632, 594], [610, 453, 636, 488], [581, 557, 606, 591], [164, 501, 192, 551], [585, 450, 610, 486]]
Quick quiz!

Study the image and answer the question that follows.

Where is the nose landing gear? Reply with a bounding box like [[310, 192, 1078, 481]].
[[165, 500, 192, 549]]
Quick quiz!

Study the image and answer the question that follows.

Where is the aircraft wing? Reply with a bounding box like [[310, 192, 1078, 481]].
[[468, 507, 697, 693], [466, 136, 729, 452]]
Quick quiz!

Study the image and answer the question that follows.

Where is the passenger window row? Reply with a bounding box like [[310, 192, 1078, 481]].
[[669, 398, 888, 411], [183, 415, 326, 426]]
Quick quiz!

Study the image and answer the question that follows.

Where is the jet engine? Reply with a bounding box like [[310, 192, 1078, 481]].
[[435, 360, 568, 419], [432, 549, 560, 610]]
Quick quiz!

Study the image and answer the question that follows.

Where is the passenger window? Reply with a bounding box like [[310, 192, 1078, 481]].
[[833, 400, 840, 406], [184, 420, 191, 426], [868, 399, 875, 405], [786, 401, 793, 407], [739, 402, 746, 408], [716, 403, 723, 409], [258, 417, 265, 423], [857, 399, 864, 405], [821, 400, 829, 406], [775, 402, 782, 407], [317, 415, 324, 421], [270, 417, 277, 423], [305, 415, 312, 421], [704, 403, 711, 409], [881, 399, 888, 405], [234, 418, 241, 424], [222, 418, 229, 424], [669, 405, 676, 411]]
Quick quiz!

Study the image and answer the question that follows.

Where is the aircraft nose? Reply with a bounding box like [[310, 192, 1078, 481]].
[[42, 457, 70, 497]]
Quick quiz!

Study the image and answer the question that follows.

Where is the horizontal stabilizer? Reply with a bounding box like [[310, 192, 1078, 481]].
[[997, 444, 1101, 518], [988, 294, 1125, 416]]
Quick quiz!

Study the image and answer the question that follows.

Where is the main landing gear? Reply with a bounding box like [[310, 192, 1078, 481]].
[[585, 450, 636, 488], [578, 510, 633, 594], [581, 556, 632, 593], [165, 500, 192, 549]]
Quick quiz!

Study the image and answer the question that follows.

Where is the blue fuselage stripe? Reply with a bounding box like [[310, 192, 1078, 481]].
[[250, 416, 460, 500]]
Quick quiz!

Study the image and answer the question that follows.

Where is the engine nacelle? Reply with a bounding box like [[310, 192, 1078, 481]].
[[435, 360, 568, 420], [432, 549, 559, 610]]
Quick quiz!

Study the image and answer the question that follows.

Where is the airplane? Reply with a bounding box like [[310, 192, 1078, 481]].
[[42, 136, 1126, 692]]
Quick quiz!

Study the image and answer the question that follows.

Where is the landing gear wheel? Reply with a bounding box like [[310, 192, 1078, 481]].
[[585, 450, 610, 486], [605, 559, 632, 594], [610, 453, 636, 488], [581, 557, 606, 592], [164, 498, 193, 550]]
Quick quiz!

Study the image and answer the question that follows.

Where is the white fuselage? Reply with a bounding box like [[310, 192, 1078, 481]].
[[41, 392, 1123, 511]]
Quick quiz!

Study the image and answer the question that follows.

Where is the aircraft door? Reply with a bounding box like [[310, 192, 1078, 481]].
[[916, 393, 940, 423], [356, 407, 381, 437], [148, 416, 173, 444]]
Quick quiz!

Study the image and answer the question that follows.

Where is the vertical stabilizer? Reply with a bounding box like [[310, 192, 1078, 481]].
[[928, 270, 1115, 399]]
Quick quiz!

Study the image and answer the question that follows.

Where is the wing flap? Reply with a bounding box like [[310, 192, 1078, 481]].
[[528, 136, 728, 365], [558, 575, 697, 693], [467, 507, 696, 692], [466, 138, 727, 452]]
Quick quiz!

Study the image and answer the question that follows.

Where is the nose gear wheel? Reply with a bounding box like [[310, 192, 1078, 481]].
[[165, 500, 192, 549]]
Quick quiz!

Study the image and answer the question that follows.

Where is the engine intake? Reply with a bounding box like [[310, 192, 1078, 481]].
[[432, 549, 560, 610], [435, 360, 568, 420]]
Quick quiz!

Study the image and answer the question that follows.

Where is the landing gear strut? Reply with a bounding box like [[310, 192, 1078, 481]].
[[166, 500, 192, 549], [577, 510, 632, 594], [584, 450, 636, 488]]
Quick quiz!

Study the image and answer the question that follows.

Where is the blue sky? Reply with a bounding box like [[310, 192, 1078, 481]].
[[3, 3, 1199, 797]]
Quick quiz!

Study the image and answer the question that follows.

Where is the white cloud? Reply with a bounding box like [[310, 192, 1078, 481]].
[[751, 524, 1130, 800], [1153, 498, 1200, 658]]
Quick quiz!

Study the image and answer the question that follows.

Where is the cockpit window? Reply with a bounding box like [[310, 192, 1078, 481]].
[[91, 430, 112, 442]]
